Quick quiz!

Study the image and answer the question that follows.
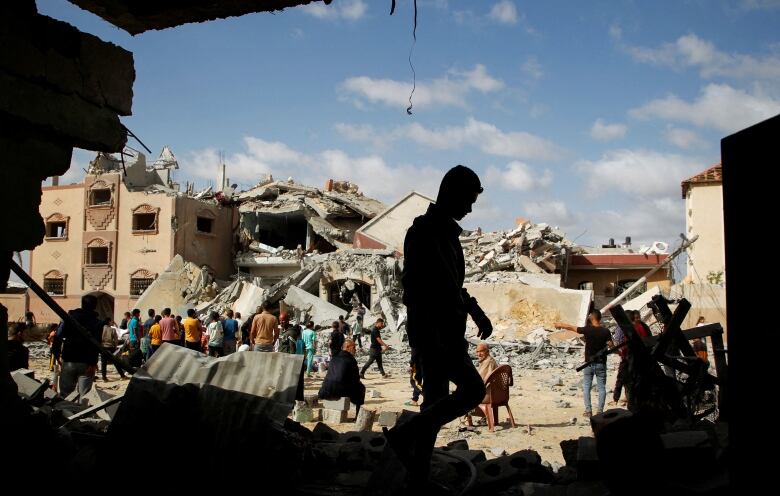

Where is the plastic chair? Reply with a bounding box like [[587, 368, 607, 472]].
[[466, 364, 517, 432]]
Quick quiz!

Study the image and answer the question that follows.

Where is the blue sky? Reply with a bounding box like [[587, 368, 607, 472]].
[[39, 0, 780, 252]]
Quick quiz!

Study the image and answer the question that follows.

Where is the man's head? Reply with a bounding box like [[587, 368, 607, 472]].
[[8, 323, 25, 341], [339, 315, 344, 322], [476, 343, 491, 362], [436, 165, 483, 221], [81, 294, 98, 312], [342, 339, 356, 356], [280, 312, 289, 325], [307, 320, 314, 329], [210, 311, 219, 322], [124, 311, 131, 319], [697, 316, 705, 324], [147, 309, 155, 318], [162, 308, 171, 317], [632, 310, 641, 322], [187, 309, 196, 318], [155, 315, 162, 323], [257, 304, 266, 314], [235, 312, 241, 320], [588, 309, 602, 326], [375, 318, 385, 329], [332, 321, 340, 331], [132, 308, 141, 318]]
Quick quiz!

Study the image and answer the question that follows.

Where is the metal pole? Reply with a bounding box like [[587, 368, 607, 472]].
[[600, 234, 699, 313], [10, 259, 137, 375]]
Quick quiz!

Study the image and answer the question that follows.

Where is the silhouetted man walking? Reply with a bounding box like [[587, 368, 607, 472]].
[[386, 165, 493, 487]]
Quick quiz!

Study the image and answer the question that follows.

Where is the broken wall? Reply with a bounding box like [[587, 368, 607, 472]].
[[463, 281, 592, 340], [133, 255, 202, 317]]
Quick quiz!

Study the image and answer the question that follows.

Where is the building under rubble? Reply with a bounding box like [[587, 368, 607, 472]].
[[26, 147, 236, 322]]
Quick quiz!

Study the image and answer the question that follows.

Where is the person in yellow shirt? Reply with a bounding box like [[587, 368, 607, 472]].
[[183, 309, 203, 352], [149, 315, 163, 356]]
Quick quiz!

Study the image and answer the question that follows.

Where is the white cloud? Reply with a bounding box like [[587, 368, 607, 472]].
[[337, 118, 564, 161], [576, 149, 704, 198], [521, 56, 543, 80], [523, 201, 578, 228], [300, 0, 367, 21], [340, 64, 504, 109], [183, 137, 444, 204], [623, 34, 780, 81], [609, 24, 622, 41], [589, 119, 627, 141], [485, 161, 553, 191], [664, 126, 707, 149], [488, 1, 518, 25], [630, 83, 780, 133]]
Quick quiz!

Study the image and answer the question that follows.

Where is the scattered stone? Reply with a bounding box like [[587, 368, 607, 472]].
[[322, 408, 348, 425], [377, 410, 400, 428], [323, 397, 351, 411], [491, 447, 508, 457]]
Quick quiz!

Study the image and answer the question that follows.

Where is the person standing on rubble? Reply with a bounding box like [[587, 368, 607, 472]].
[[360, 318, 390, 379], [222, 310, 239, 355], [206, 311, 224, 357], [52, 294, 103, 399], [352, 315, 364, 350], [384, 165, 492, 488], [302, 320, 317, 377], [127, 308, 142, 347], [99, 318, 125, 381], [330, 320, 345, 357], [250, 303, 279, 352], [159, 308, 180, 348], [183, 309, 203, 352], [555, 310, 614, 417]]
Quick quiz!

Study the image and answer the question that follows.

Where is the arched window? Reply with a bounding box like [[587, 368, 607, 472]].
[[132, 204, 159, 233], [130, 268, 157, 296], [85, 238, 111, 265], [43, 269, 66, 295], [88, 180, 113, 206]]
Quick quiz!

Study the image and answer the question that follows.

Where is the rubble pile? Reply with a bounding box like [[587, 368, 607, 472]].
[[462, 221, 578, 284]]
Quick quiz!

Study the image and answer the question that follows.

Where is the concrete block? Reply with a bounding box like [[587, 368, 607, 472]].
[[474, 450, 552, 492], [589, 408, 632, 436], [292, 401, 314, 423], [660, 431, 716, 473], [355, 407, 376, 431], [378, 410, 400, 428], [323, 408, 348, 424], [323, 397, 351, 411], [303, 393, 319, 407], [14, 368, 35, 379], [576, 437, 601, 481], [370, 389, 381, 398]]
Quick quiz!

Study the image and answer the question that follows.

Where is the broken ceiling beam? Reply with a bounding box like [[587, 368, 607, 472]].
[[304, 195, 355, 219], [266, 266, 314, 304], [518, 255, 546, 274], [308, 215, 351, 245], [284, 285, 344, 328], [323, 191, 386, 219], [297, 267, 322, 292]]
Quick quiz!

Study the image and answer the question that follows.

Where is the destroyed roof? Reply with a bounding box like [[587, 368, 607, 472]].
[[237, 179, 385, 219], [681, 163, 722, 198], [151, 145, 179, 169]]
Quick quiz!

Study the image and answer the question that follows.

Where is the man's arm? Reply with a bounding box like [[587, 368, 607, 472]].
[[376, 336, 390, 351], [462, 288, 492, 339], [554, 322, 578, 333], [249, 316, 258, 344]]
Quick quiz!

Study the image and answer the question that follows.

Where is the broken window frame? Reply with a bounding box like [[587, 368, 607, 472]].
[[44, 213, 69, 240], [88, 187, 112, 207], [131, 204, 159, 234], [196, 209, 217, 236], [85, 242, 111, 266]]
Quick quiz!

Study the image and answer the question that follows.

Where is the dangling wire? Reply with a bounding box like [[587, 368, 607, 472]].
[[407, 0, 418, 115], [390, 0, 417, 115]]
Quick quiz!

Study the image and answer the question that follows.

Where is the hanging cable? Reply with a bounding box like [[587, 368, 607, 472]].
[[389, 0, 417, 115]]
